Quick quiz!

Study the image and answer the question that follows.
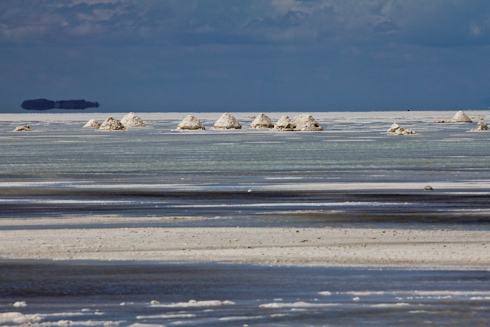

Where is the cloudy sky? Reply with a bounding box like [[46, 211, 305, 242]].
[[1, 0, 490, 112]]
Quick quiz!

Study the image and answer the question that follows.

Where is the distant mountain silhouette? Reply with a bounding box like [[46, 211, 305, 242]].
[[21, 99, 99, 110]]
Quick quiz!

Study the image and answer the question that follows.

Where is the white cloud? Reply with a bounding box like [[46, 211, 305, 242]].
[[1, 0, 490, 48]]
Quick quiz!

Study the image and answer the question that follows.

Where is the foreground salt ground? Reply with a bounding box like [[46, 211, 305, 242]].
[[1, 223, 489, 270]]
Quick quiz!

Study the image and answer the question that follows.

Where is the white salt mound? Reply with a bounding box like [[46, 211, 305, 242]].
[[100, 117, 126, 131], [83, 119, 101, 128], [121, 112, 146, 127], [387, 122, 417, 135], [291, 114, 323, 131], [13, 301, 27, 308], [387, 123, 400, 133], [274, 115, 294, 131], [13, 125, 31, 132], [211, 113, 242, 130], [250, 113, 274, 129], [451, 110, 472, 123], [177, 115, 205, 130], [475, 121, 488, 131]]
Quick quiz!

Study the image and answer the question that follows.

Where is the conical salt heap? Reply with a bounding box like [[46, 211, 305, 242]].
[[13, 125, 31, 132], [387, 122, 416, 135], [83, 119, 101, 128], [211, 113, 242, 130], [177, 115, 205, 130], [100, 117, 126, 131], [291, 114, 323, 131], [435, 110, 473, 123], [250, 113, 274, 129], [121, 112, 146, 127], [450, 110, 472, 123], [274, 116, 294, 131]]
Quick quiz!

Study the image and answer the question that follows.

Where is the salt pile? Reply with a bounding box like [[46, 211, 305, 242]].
[[291, 114, 323, 131], [13, 301, 27, 308], [387, 122, 417, 135], [250, 113, 274, 129], [451, 110, 472, 123], [211, 113, 242, 130], [13, 125, 31, 132], [177, 115, 205, 130], [99, 117, 126, 131], [435, 110, 473, 123], [121, 112, 146, 127], [274, 115, 294, 131], [83, 119, 101, 128], [474, 121, 488, 131]]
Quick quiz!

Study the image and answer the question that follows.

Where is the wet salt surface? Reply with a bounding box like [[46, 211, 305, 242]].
[[1, 261, 490, 326], [1, 112, 490, 229]]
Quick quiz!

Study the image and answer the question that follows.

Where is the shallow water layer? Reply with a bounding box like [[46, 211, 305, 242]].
[[1, 261, 490, 327], [1, 113, 490, 229]]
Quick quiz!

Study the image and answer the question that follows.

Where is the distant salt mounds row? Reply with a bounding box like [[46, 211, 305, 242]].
[[83, 112, 146, 131], [176, 113, 323, 131], [14, 110, 484, 134]]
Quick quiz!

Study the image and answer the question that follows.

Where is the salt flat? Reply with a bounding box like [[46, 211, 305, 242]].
[[1, 110, 489, 270], [1, 221, 489, 270], [0, 110, 488, 123]]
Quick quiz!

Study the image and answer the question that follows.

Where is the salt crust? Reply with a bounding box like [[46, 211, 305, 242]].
[[211, 113, 242, 129], [1, 226, 489, 269], [250, 113, 274, 129], [177, 115, 205, 130], [0, 312, 121, 326], [121, 112, 146, 127], [13, 125, 31, 131], [291, 114, 323, 131], [387, 122, 417, 135], [0, 312, 41, 324], [99, 117, 126, 131], [83, 119, 101, 128], [274, 115, 294, 131]]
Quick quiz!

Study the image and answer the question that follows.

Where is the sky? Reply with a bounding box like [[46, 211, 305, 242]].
[[1, 0, 490, 113]]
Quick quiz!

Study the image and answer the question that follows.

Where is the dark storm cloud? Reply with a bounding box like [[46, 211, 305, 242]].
[[1, 0, 490, 112]]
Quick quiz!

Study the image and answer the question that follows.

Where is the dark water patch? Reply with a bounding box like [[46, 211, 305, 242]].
[[1, 190, 490, 230], [1, 261, 490, 326]]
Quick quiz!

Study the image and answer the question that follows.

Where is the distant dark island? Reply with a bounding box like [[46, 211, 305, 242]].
[[21, 99, 99, 110]]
